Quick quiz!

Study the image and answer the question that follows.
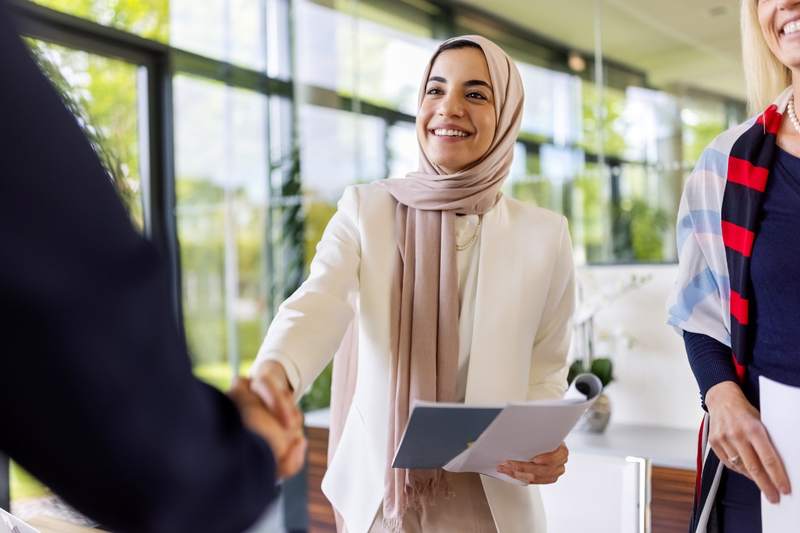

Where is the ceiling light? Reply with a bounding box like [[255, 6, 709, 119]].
[[568, 51, 586, 73]]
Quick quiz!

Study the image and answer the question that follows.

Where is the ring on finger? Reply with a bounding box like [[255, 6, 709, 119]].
[[730, 455, 742, 467]]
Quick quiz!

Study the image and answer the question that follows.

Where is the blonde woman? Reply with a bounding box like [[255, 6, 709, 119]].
[[251, 35, 575, 533], [668, 1, 800, 531]]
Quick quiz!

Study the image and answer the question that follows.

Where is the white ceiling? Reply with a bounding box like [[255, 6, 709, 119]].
[[460, 0, 745, 101]]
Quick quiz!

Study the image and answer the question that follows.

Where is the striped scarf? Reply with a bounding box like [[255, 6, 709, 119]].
[[668, 88, 789, 532]]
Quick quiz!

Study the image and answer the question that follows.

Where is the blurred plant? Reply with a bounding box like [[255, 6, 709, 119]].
[[300, 362, 332, 412], [568, 357, 614, 388]]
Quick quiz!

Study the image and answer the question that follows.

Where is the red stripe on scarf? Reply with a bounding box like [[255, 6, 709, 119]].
[[722, 221, 756, 257], [756, 104, 781, 135], [727, 157, 768, 192], [730, 290, 749, 326]]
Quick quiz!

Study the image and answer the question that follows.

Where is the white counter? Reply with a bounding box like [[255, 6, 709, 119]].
[[304, 408, 697, 471], [565, 422, 696, 470]]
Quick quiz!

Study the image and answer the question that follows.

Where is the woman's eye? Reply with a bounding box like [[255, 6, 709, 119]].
[[467, 92, 487, 100], [426, 87, 443, 95]]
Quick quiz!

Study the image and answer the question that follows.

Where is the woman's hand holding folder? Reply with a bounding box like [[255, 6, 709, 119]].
[[496, 442, 569, 485]]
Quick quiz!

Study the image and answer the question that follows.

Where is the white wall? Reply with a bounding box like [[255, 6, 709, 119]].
[[576, 264, 703, 430]]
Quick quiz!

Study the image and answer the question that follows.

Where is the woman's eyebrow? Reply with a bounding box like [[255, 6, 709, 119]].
[[464, 79, 492, 91], [427, 76, 493, 91]]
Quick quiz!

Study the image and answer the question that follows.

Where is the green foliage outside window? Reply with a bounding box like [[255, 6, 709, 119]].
[[33, 0, 168, 41], [28, 40, 143, 227], [580, 83, 627, 159]]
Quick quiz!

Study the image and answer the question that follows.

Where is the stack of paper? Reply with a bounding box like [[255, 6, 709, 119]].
[[760, 376, 800, 532], [392, 373, 603, 484]]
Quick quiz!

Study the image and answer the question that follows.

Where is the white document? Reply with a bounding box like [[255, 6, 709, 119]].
[[0, 509, 39, 533], [760, 376, 800, 532], [443, 374, 602, 485]]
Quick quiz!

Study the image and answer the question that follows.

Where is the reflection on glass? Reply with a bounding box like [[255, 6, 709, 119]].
[[174, 75, 269, 390]]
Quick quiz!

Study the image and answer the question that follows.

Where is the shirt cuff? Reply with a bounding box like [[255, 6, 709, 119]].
[[251, 354, 303, 401], [683, 330, 739, 410]]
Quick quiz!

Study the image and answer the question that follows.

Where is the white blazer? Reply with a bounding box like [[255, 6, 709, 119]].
[[254, 182, 575, 533]]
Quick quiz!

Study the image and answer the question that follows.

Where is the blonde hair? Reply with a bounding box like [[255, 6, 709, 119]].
[[741, 0, 791, 113]]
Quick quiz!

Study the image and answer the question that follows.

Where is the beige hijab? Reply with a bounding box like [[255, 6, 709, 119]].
[[328, 35, 524, 531]]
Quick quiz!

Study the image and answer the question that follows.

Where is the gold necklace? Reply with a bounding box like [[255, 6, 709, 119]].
[[456, 216, 482, 251]]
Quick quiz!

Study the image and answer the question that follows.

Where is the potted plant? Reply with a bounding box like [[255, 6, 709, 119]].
[[568, 357, 613, 433], [568, 272, 649, 433]]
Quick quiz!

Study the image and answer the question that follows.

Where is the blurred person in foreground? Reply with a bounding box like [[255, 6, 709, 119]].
[[250, 35, 575, 533], [0, 2, 305, 532], [667, 1, 800, 531]]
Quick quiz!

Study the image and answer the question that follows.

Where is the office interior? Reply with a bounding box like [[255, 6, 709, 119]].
[[2, 0, 747, 532]]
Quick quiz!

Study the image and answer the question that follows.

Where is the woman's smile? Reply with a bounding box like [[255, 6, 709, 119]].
[[416, 46, 497, 174], [759, 1, 800, 69], [428, 123, 474, 142]]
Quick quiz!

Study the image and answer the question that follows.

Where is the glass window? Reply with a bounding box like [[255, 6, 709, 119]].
[[681, 94, 729, 166], [295, 0, 436, 114], [170, 0, 290, 73], [571, 162, 612, 264], [299, 104, 386, 259], [30, 40, 146, 229], [34, 0, 291, 75], [295, 0, 355, 96], [33, 0, 168, 42], [580, 83, 628, 159], [518, 62, 582, 146], [299, 104, 386, 201], [350, 18, 436, 114], [174, 75, 270, 389], [387, 120, 417, 179]]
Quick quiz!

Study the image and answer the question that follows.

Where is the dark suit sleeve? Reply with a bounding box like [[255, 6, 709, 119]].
[[0, 5, 278, 532]]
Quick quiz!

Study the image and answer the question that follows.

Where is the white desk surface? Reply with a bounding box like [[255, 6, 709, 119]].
[[304, 408, 697, 470]]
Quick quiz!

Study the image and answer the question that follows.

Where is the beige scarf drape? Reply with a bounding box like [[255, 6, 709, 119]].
[[328, 35, 524, 531]]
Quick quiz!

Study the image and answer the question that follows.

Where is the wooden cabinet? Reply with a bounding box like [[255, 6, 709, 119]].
[[306, 427, 337, 532], [305, 426, 697, 533], [651, 466, 696, 533]]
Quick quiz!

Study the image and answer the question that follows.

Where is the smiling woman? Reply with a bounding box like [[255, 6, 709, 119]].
[[249, 35, 576, 533], [668, 1, 800, 532]]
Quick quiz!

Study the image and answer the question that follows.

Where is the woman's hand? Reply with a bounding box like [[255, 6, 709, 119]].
[[251, 360, 299, 430], [706, 380, 791, 503], [497, 442, 568, 485]]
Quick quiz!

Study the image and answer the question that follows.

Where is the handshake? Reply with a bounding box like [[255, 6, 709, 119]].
[[229, 361, 306, 480]]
